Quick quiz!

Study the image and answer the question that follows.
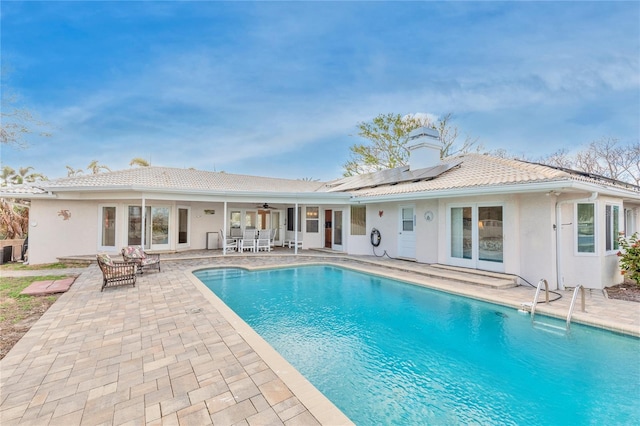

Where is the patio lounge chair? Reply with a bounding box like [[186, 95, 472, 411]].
[[283, 231, 303, 248], [240, 229, 257, 252], [256, 229, 271, 252], [221, 229, 237, 253], [121, 246, 161, 273], [96, 253, 137, 291]]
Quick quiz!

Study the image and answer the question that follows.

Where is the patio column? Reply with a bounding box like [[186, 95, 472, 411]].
[[223, 201, 227, 255], [141, 196, 146, 250], [294, 202, 298, 255]]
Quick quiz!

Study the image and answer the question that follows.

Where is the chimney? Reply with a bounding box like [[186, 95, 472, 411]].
[[407, 126, 441, 170]]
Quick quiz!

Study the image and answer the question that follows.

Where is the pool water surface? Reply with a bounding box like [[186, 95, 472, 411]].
[[195, 265, 640, 425]]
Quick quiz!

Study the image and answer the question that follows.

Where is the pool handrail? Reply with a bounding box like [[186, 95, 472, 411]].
[[566, 284, 586, 330], [530, 278, 549, 321]]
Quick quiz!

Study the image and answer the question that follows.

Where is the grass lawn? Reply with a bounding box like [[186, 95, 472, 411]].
[[0, 262, 84, 271], [0, 274, 69, 360]]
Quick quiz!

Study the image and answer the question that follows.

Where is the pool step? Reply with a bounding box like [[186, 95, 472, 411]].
[[424, 264, 519, 289], [532, 319, 567, 336]]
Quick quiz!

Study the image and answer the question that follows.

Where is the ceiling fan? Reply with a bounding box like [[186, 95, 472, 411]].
[[256, 203, 275, 209]]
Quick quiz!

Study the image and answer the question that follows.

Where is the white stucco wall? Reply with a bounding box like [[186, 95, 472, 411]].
[[346, 202, 419, 257], [556, 195, 627, 289], [29, 199, 100, 264], [186, 202, 226, 250], [415, 200, 439, 264], [517, 194, 556, 289]]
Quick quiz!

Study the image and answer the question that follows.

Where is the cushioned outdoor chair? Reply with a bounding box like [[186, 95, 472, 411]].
[[97, 253, 137, 291], [121, 246, 161, 273]]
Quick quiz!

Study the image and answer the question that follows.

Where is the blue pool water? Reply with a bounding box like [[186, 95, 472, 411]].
[[195, 266, 640, 425]]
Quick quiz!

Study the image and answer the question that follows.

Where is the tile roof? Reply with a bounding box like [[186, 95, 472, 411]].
[[329, 154, 640, 197], [2, 155, 638, 200], [17, 167, 329, 194]]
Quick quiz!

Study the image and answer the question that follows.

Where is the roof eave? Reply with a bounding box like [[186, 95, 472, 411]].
[[25, 185, 353, 202]]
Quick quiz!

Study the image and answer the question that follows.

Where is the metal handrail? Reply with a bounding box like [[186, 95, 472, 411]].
[[530, 279, 549, 321], [566, 284, 586, 330]]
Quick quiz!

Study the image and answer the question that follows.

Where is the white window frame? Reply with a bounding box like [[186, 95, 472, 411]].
[[605, 203, 622, 254], [624, 208, 637, 237], [350, 205, 366, 236], [306, 206, 319, 233], [575, 202, 597, 255]]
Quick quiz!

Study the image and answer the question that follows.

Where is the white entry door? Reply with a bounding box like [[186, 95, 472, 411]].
[[398, 206, 416, 259]]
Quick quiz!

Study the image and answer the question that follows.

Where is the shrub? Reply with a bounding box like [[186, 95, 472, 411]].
[[617, 232, 640, 285]]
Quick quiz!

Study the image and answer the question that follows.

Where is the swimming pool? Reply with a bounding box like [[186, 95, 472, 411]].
[[195, 265, 640, 425]]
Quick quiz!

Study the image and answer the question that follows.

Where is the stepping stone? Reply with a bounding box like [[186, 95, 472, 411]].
[[20, 277, 76, 296]]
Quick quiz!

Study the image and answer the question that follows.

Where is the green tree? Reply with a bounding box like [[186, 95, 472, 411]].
[[343, 112, 479, 176], [618, 233, 640, 285]]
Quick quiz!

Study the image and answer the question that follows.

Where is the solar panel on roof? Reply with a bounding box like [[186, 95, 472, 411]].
[[328, 159, 462, 192]]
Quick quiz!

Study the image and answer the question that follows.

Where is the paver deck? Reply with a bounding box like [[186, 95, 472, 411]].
[[2, 252, 639, 425]]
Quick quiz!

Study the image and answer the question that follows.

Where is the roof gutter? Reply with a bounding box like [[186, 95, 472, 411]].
[[7, 186, 352, 202]]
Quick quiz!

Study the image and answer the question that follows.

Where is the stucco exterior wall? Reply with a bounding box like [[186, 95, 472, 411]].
[[344, 202, 404, 257], [517, 194, 556, 289], [29, 199, 100, 264], [415, 200, 439, 264], [556, 195, 627, 289], [185, 202, 225, 250]]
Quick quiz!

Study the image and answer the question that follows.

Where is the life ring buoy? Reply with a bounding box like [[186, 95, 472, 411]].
[[370, 228, 381, 247]]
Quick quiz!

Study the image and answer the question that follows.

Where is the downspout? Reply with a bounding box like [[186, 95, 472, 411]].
[[555, 192, 598, 290]]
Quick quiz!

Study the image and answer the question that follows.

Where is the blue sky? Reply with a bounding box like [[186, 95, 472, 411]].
[[2, 1, 639, 181]]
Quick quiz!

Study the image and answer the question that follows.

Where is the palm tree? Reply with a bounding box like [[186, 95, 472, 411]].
[[1, 165, 46, 186], [1, 166, 16, 186], [12, 166, 46, 184], [66, 165, 84, 177], [129, 157, 150, 167], [87, 160, 111, 174], [0, 199, 28, 239]]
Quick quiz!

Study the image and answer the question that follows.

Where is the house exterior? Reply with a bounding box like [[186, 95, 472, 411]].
[[3, 135, 639, 291]]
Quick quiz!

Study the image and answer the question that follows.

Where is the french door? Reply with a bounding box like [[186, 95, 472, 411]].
[[448, 204, 504, 271]]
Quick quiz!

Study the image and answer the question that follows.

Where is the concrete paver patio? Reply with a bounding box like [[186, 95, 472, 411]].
[[1, 252, 639, 425]]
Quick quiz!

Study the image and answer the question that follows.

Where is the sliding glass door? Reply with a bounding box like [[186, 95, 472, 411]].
[[449, 204, 504, 271], [128, 205, 171, 250]]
